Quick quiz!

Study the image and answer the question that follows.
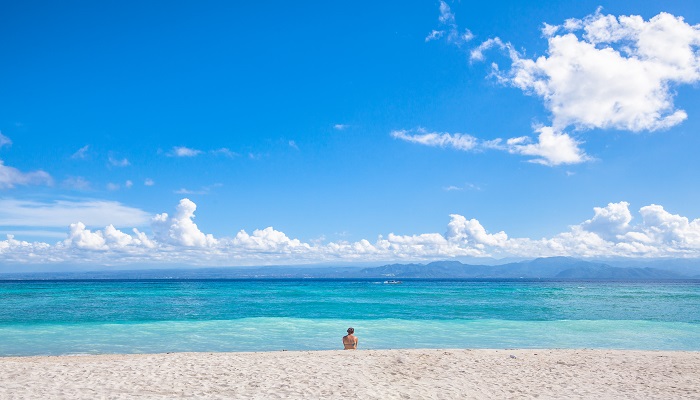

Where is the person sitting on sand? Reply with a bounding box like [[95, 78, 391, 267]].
[[343, 327, 358, 350]]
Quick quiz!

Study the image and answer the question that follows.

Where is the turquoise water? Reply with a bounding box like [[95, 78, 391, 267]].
[[1, 279, 699, 356]]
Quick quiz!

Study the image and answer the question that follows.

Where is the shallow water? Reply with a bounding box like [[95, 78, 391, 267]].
[[1, 279, 699, 356]]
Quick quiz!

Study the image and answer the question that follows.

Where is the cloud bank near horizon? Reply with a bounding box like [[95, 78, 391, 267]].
[[2, 198, 700, 267]]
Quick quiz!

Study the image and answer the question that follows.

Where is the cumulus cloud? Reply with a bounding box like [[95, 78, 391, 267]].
[[503, 126, 590, 166], [333, 124, 349, 130], [420, 9, 700, 166], [581, 201, 633, 240], [144, 178, 155, 186], [0, 161, 53, 189], [391, 128, 478, 151], [152, 198, 217, 247], [232, 227, 309, 252], [481, 10, 700, 135], [503, 11, 700, 132], [2, 199, 700, 266]]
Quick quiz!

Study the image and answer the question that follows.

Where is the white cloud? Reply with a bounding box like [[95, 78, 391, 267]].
[[144, 178, 155, 186], [426, 1, 474, 45], [496, 11, 700, 133], [443, 183, 481, 192], [63, 222, 107, 250], [289, 140, 299, 150], [541, 23, 559, 37], [469, 37, 506, 62], [504, 126, 590, 166], [333, 124, 349, 130], [446, 214, 508, 248], [62, 223, 154, 251], [152, 198, 217, 247], [391, 126, 589, 166], [108, 180, 134, 191], [0, 132, 12, 148], [170, 146, 203, 157], [581, 201, 633, 240], [425, 30, 445, 42], [450, 10, 700, 166], [0, 161, 53, 189], [0, 199, 150, 228], [3, 199, 700, 266], [211, 148, 238, 157], [174, 183, 221, 195], [232, 227, 309, 252], [108, 155, 130, 167], [71, 145, 89, 160], [391, 128, 478, 151]]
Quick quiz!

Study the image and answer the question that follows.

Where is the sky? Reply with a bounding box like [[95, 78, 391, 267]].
[[2, 0, 700, 269]]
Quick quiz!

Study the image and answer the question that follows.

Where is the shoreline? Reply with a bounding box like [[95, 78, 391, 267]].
[[2, 349, 699, 399]]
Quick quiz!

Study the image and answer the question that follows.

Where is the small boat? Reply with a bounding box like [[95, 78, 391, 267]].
[[383, 280, 403, 284]]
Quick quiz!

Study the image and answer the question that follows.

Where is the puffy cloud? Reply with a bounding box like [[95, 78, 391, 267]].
[[2, 199, 700, 267], [504, 126, 590, 166], [0, 161, 53, 189], [391, 128, 478, 151], [450, 10, 700, 166], [64, 222, 106, 250], [62, 223, 155, 251], [498, 11, 700, 133], [638, 204, 700, 248], [232, 227, 309, 252], [152, 198, 217, 247], [446, 214, 508, 247], [581, 201, 633, 240]]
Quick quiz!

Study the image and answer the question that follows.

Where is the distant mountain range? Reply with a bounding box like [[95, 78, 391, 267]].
[[357, 257, 694, 279], [2, 256, 699, 280]]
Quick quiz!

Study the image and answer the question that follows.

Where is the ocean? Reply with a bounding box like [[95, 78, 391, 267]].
[[1, 279, 699, 356]]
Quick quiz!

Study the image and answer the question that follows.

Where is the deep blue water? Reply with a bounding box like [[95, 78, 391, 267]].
[[1, 279, 699, 356]]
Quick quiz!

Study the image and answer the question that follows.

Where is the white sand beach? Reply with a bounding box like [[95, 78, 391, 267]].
[[1, 349, 698, 399]]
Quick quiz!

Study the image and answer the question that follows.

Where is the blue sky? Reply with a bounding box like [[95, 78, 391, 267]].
[[2, 0, 700, 268]]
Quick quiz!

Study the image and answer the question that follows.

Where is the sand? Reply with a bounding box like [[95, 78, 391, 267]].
[[1, 349, 699, 399]]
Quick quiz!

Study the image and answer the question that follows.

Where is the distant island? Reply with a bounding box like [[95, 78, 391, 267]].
[[2, 256, 700, 280]]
